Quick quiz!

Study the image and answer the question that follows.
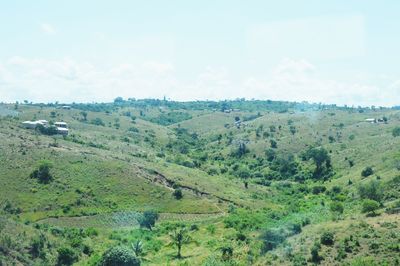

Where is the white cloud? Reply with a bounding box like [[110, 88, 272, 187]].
[[0, 57, 398, 107], [40, 23, 56, 35]]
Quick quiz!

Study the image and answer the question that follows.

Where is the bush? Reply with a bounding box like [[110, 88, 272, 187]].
[[260, 229, 286, 253], [312, 185, 326, 194], [361, 167, 374, 177], [173, 188, 183, 200], [99, 246, 140, 266], [330, 201, 344, 214], [358, 181, 383, 202], [361, 199, 380, 214], [30, 160, 53, 183], [320, 231, 334, 245], [91, 118, 105, 126], [392, 127, 400, 137], [57, 246, 78, 266], [138, 211, 159, 230]]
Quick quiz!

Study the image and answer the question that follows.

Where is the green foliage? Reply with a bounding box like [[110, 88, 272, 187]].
[[91, 118, 105, 126], [361, 167, 374, 177], [173, 188, 183, 200], [392, 127, 400, 137], [138, 211, 159, 230], [330, 201, 344, 214], [57, 246, 78, 266], [303, 147, 332, 180], [320, 231, 335, 245], [260, 228, 286, 253], [99, 246, 140, 266], [148, 112, 192, 126], [361, 199, 380, 214], [358, 180, 383, 202], [30, 160, 53, 183], [169, 226, 192, 258]]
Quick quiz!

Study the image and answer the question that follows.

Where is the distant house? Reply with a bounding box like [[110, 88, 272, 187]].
[[22, 120, 47, 129], [365, 118, 376, 123], [22, 120, 69, 135], [55, 122, 69, 135], [62, 106, 71, 110]]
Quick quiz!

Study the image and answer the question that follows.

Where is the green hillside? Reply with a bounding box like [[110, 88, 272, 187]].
[[1, 100, 399, 265]]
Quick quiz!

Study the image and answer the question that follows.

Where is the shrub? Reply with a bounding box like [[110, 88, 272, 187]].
[[91, 118, 105, 126], [358, 181, 383, 202], [310, 241, 322, 263], [138, 211, 159, 230], [57, 246, 78, 266], [30, 160, 53, 183], [392, 127, 400, 137], [361, 199, 380, 214], [330, 201, 344, 214], [361, 167, 374, 177], [320, 231, 334, 245], [312, 185, 326, 194], [260, 229, 286, 253], [173, 188, 183, 200], [99, 246, 140, 266]]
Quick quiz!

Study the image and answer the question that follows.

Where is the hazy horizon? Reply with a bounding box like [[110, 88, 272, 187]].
[[1, 1, 400, 106]]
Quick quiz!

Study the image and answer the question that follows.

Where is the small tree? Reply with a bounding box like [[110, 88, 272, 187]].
[[57, 246, 78, 266], [392, 127, 400, 137], [361, 199, 380, 215], [358, 180, 383, 202], [169, 226, 192, 259], [361, 167, 374, 177], [138, 211, 159, 230], [320, 231, 334, 246], [80, 111, 88, 121], [131, 240, 144, 257], [270, 139, 278, 149], [330, 201, 344, 216], [173, 188, 183, 200], [30, 160, 53, 183]]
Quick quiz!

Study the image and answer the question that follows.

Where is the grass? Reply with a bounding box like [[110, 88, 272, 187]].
[[1, 102, 399, 265]]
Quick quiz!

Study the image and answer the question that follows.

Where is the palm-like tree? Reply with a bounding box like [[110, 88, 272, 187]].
[[169, 227, 191, 259]]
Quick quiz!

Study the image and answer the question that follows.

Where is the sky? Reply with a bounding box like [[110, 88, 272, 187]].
[[0, 0, 399, 106]]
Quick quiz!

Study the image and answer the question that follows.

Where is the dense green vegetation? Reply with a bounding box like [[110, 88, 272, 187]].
[[0, 99, 399, 265]]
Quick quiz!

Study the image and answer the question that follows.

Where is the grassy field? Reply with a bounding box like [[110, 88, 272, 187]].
[[0, 101, 399, 265]]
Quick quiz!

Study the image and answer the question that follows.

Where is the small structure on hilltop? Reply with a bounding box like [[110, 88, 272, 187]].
[[62, 106, 71, 110], [55, 122, 69, 135], [22, 120, 48, 129], [365, 118, 376, 123], [21, 120, 69, 135]]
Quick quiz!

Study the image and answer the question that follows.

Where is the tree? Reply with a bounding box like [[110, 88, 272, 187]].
[[173, 188, 183, 200], [138, 211, 159, 230], [361, 166, 374, 177], [320, 232, 334, 245], [219, 245, 233, 261], [260, 229, 286, 253], [392, 127, 400, 137], [358, 180, 383, 202], [303, 147, 332, 179], [30, 160, 53, 183], [290, 125, 296, 135], [169, 226, 192, 259], [80, 111, 88, 121], [361, 199, 380, 215], [270, 139, 278, 149], [330, 201, 344, 215], [57, 246, 78, 266], [100, 246, 140, 266]]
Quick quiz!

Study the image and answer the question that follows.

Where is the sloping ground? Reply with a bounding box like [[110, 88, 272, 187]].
[[263, 213, 400, 265]]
